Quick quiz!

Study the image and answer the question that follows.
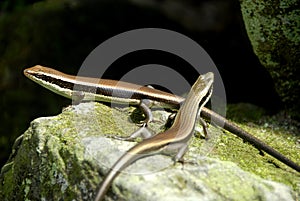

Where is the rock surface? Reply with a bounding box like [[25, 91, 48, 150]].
[[240, 0, 300, 118], [0, 102, 298, 200]]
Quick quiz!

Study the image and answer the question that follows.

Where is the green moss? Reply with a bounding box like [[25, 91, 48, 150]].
[[197, 104, 300, 194], [1, 102, 299, 199], [226, 103, 266, 122], [240, 0, 300, 119], [203, 168, 256, 200], [23, 178, 32, 199], [0, 102, 151, 200], [0, 0, 187, 169], [185, 103, 298, 196]]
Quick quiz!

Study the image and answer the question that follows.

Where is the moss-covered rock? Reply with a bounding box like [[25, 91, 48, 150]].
[[239, 0, 300, 119], [0, 102, 298, 200], [0, 0, 186, 168]]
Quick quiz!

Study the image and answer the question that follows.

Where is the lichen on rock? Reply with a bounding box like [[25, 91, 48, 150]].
[[239, 0, 300, 118], [0, 102, 298, 200]]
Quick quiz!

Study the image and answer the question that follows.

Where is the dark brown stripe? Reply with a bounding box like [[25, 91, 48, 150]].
[[35, 74, 181, 104]]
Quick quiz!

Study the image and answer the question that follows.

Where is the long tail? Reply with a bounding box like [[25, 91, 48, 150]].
[[201, 107, 300, 172], [94, 150, 144, 201]]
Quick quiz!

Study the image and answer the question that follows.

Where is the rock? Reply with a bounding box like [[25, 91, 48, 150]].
[[239, 0, 300, 118], [0, 102, 297, 200]]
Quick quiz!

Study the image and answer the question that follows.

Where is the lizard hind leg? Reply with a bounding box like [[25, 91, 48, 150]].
[[109, 97, 158, 142], [138, 99, 153, 126], [110, 98, 155, 142]]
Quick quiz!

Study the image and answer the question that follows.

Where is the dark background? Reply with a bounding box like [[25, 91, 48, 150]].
[[0, 0, 281, 168]]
